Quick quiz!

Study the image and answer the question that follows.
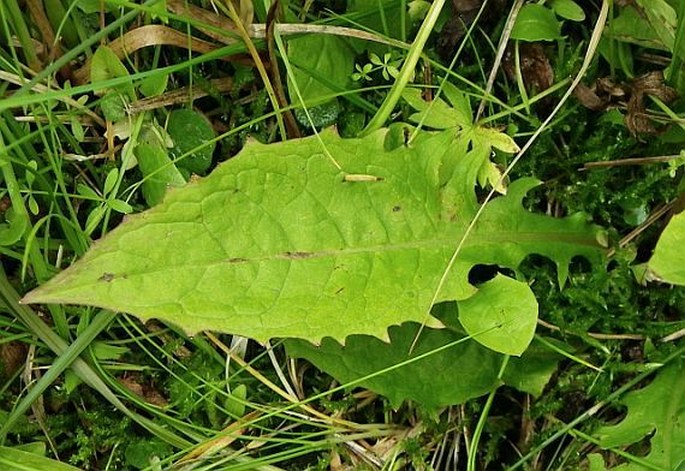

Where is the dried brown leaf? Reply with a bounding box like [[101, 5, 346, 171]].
[[0, 341, 28, 378], [625, 71, 678, 136], [573, 82, 607, 111], [503, 43, 554, 95], [118, 374, 168, 407]]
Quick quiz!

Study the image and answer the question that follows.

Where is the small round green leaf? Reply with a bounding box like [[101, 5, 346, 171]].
[[139, 73, 168, 98], [99, 92, 128, 123], [108, 199, 133, 214], [551, 0, 585, 21], [458, 274, 538, 356], [135, 142, 186, 207], [90, 45, 134, 98], [167, 109, 216, 175], [511, 4, 563, 42]]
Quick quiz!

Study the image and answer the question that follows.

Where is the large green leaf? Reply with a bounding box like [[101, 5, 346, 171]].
[[648, 209, 685, 285], [286, 306, 561, 409], [23, 128, 605, 344], [287, 323, 501, 409], [606, 6, 666, 51], [635, 0, 676, 51], [596, 359, 685, 470]]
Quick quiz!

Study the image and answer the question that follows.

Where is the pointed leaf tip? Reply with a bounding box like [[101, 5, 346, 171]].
[[24, 129, 605, 345]]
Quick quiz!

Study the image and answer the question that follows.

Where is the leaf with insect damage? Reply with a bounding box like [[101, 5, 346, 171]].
[[23, 127, 605, 346]]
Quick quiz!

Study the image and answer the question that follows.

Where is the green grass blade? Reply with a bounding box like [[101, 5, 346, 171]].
[[0, 310, 115, 438], [362, 0, 446, 134], [0, 267, 191, 449]]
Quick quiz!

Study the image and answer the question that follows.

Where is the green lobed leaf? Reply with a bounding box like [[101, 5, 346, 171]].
[[511, 4, 563, 42], [648, 209, 685, 285], [635, 0, 676, 51], [286, 311, 560, 409], [287, 323, 500, 409], [402, 83, 471, 130], [22, 128, 605, 344], [402, 89, 518, 194], [596, 359, 685, 470]]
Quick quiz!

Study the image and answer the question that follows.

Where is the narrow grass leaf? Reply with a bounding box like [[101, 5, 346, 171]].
[[0, 445, 82, 471]]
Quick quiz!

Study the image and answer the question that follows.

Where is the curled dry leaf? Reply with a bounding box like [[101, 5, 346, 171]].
[[573, 83, 607, 111], [625, 71, 678, 136], [74, 25, 245, 84], [574, 71, 677, 136], [573, 77, 627, 111]]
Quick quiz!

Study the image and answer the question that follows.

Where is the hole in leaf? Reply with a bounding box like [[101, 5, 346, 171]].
[[569, 255, 593, 274], [468, 264, 515, 286]]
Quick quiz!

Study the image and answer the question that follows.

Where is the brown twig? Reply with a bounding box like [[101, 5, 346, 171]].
[[608, 201, 674, 258], [128, 77, 234, 113], [265, 0, 301, 138], [583, 154, 682, 169], [537, 318, 644, 340]]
